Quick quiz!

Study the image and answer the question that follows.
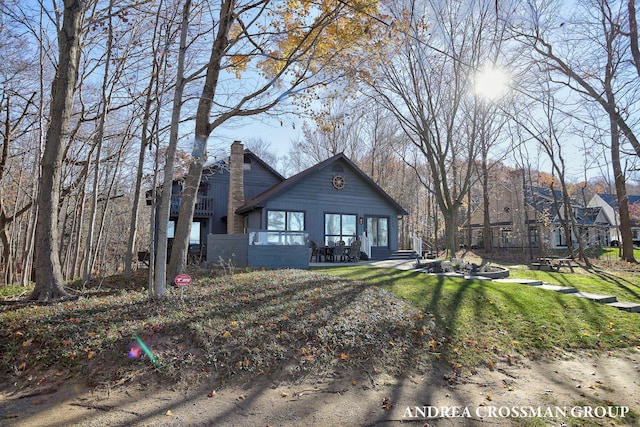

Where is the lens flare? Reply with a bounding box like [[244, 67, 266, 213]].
[[128, 345, 143, 359], [131, 334, 160, 366]]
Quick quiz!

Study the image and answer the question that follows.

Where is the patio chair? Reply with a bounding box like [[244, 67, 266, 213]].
[[347, 240, 361, 262], [332, 244, 346, 262], [309, 241, 319, 262]]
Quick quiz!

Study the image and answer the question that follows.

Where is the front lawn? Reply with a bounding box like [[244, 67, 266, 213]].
[[316, 266, 640, 371], [1, 265, 639, 392]]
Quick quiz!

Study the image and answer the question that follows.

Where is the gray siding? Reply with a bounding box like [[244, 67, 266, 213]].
[[203, 156, 283, 235], [207, 234, 248, 267], [207, 233, 309, 269], [261, 159, 401, 250]]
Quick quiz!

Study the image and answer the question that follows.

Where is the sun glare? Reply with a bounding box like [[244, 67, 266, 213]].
[[474, 68, 509, 100]]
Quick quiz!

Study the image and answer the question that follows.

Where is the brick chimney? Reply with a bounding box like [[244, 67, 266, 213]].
[[227, 141, 245, 234]]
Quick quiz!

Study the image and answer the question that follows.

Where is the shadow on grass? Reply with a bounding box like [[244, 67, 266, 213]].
[[0, 268, 455, 426], [3, 266, 639, 426]]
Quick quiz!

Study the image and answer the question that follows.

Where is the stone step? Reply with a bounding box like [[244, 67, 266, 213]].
[[538, 284, 579, 294], [493, 278, 543, 286], [572, 292, 617, 304], [606, 301, 640, 313], [463, 275, 492, 281]]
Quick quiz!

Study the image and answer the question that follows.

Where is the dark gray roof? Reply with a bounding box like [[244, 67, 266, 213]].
[[202, 149, 286, 182]]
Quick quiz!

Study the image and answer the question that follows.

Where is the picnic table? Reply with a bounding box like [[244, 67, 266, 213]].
[[530, 257, 575, 271]]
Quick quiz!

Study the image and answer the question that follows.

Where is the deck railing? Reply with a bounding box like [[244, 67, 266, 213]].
[[170, 196, 214, 216], [412, 234, 422, 259], [360, 232, 371, 259]]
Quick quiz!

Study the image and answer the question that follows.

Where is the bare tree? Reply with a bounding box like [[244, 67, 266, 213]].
[[512, 0, 639, 262], [360, 0, 509, 256], [123, 0, 177, 280], [153, 0, 193, 298], [31, 0, 85, 300]]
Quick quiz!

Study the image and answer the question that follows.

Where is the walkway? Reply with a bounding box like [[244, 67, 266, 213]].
[[491, 277, 640, 313]]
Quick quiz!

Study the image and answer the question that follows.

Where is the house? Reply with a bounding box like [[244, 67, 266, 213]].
[[167, 141, 408, 268], [587, 193, 640, 246], [463, 170, 610, 251], [160, 142, 285, 261]]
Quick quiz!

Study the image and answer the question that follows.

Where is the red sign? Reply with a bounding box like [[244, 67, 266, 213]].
[[174, 274, 192, 287]]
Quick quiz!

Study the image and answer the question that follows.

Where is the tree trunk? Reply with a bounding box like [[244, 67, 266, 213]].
[[610, 118, 636, 262], [124, 0, 165, 281], [31, 0, 84, 301], [443, 208, 458, 258], [153, 0, 192, 298], [168, 0, 235, 281], [481, 156, 492, 253], [82, 0, 114, 287]]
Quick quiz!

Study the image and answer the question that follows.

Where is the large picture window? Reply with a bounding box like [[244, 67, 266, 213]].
[[325, 213, 357, 244], [267, 210, 305, 231]]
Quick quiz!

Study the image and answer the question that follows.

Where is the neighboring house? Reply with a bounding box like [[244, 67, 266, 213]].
[[587, 193, 640, 246], [163, 141, 408, 268], [463, 170, 610, 251]]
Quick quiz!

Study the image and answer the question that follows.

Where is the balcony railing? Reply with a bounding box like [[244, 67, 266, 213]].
[[170, 196, 214, 216]]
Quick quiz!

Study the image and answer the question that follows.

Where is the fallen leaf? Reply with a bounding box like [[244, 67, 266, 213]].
[[340, 353, 348, 360], [382, 397, 392, 410]]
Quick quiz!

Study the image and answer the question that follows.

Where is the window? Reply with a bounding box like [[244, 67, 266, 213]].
[[366, 217, 388, 247], [555, 228, 566, 247], [529, 227, 539, 247], [167, 220, 201, 244], [267, 210, 305, 231], [501, 228, 512, 246], [190, 222, 201, 244], [167, 220, 176, 238], [325, 213, 357, 245]]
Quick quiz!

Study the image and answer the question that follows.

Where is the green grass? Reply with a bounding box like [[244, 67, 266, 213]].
[[314, 266, 640, 372], [507, 266, 640, 304], [2, 264, 640, 397]]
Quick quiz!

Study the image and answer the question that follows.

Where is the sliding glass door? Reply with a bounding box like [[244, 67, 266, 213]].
[[366, 217, 388, 247]]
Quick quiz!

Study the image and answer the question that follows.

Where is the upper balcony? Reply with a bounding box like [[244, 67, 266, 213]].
[[170, 196, 215, 217]]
